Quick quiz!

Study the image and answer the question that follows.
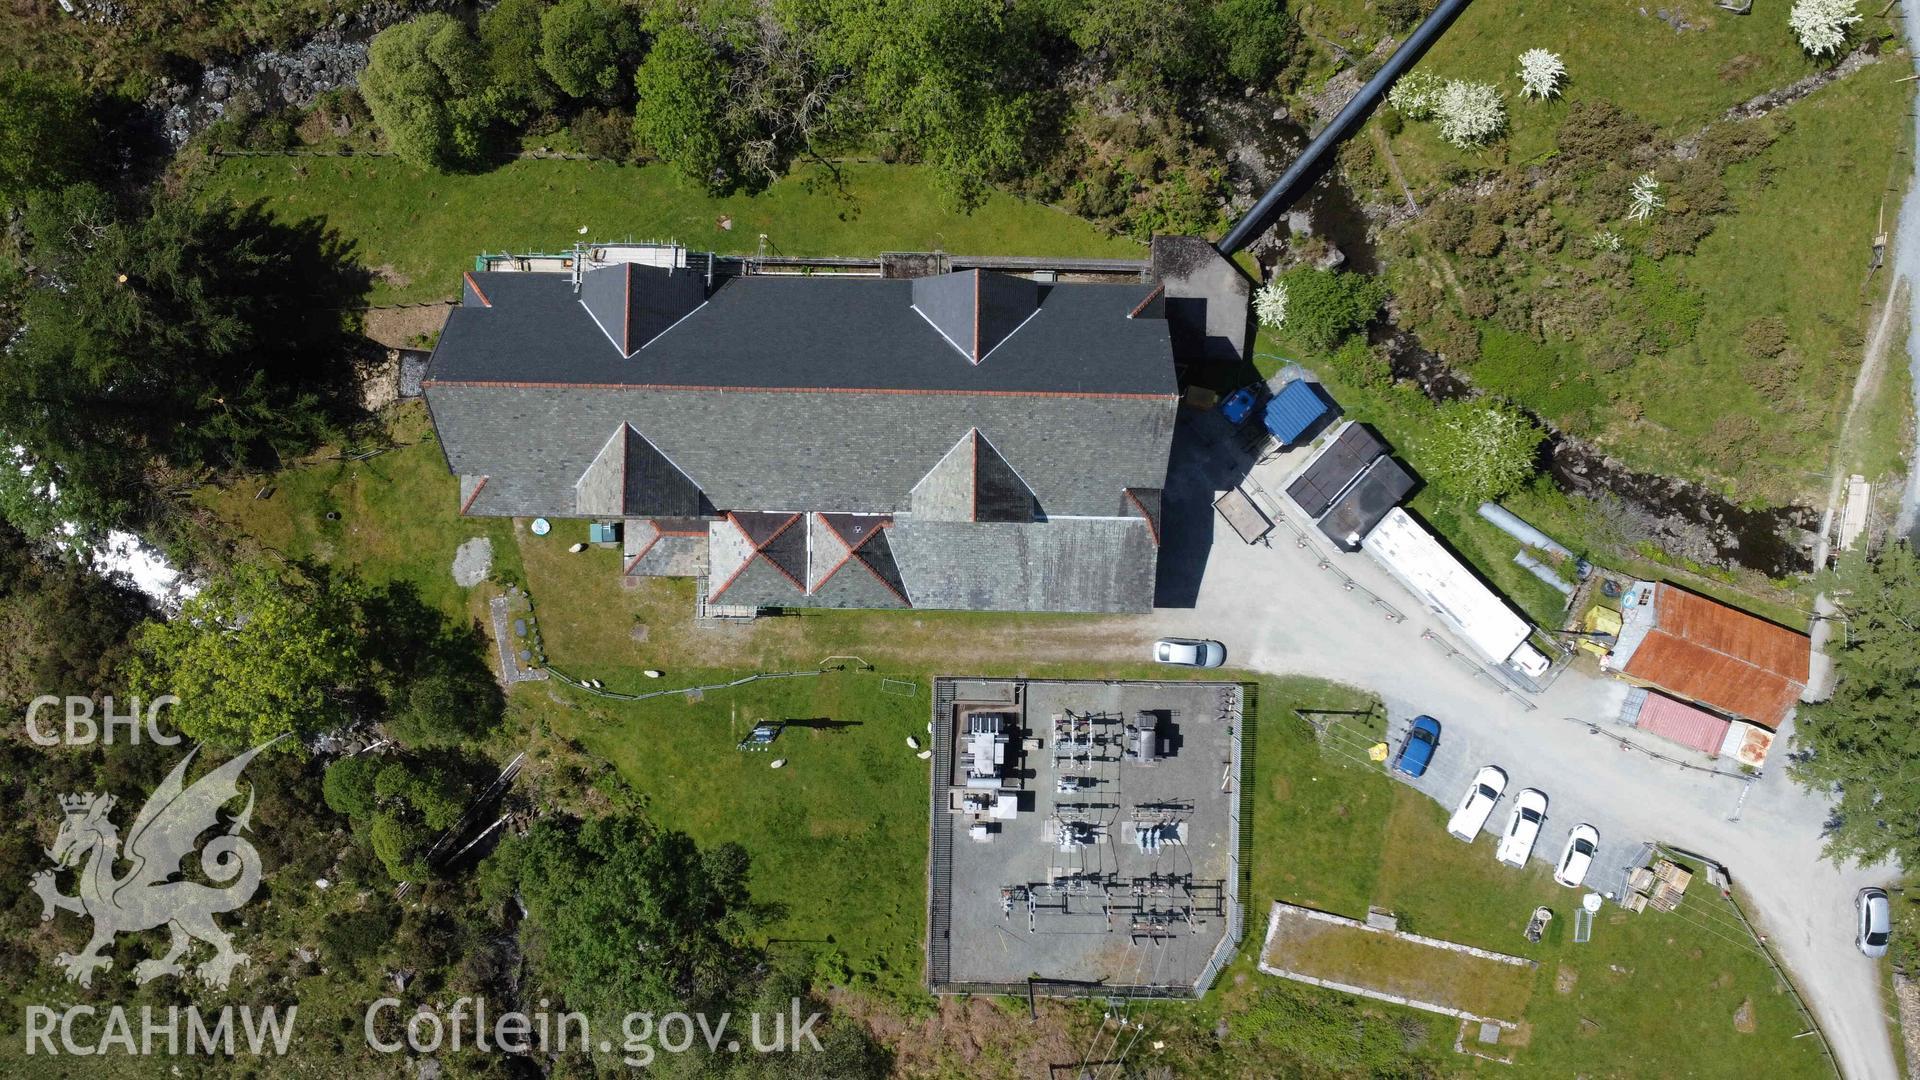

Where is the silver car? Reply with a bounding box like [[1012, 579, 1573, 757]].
[[1857, 888, 1891, 959], [1153, 638, 1226, 668]]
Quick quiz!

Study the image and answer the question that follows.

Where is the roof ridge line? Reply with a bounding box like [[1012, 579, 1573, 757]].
[[423, 378, 1176, 402]]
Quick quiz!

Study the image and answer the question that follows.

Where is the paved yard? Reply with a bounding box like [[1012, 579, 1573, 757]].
[[1151, 412, 1899, 1080]]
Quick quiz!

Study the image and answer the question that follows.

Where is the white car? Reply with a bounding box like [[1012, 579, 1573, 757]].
[[1446, 766, 1507, 842], [1152, 638, 1226, 668], [1553, 824, 1600, 888], [1858, 888, 1892, 959], [1495, 788, 1549, 868]]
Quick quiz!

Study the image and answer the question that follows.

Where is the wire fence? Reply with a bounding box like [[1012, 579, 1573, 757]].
[[546, 665, 828, 703]]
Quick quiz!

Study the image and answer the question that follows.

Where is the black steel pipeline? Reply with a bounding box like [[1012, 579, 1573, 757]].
[[1215, 0, 1475, 255]]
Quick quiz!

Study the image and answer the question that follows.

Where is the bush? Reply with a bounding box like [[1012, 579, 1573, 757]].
[[389, 668, 504, 747], [322, 755, 382, 820], [1421, 397, 1541, 502], [1741, 315, 1791, 358], [1276, 267, 1389, 351], [1422, 199, 1474, 253], [360, 14, 506, 169], [1555, 99, 1657, 174], [1376, 0, 1430, 30], [540, 0, 641, 101], [632, 25, 732, 188], [570, 106, 634, 160], [320, 906, 398, 969], [1209, 0, 1301, 88]]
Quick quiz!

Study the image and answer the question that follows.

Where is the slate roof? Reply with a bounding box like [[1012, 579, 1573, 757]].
[[574, 423, 705, 517], [709, 511, 909, 609], [429, 270, 1171, 394], [579, 263, 708, 356], [426, 260, 1178, 613], [911, 270, 1041, 364], [910, 429, 1038, 522], [889, 517, 1157, 612], [1621, 584, 1810, 729]]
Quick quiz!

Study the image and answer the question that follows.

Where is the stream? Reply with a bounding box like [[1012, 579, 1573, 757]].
[[1205, 97, 1819, 577]]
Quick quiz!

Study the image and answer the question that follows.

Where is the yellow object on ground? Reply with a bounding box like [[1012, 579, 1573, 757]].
[[1580, 605, 1623, 656], [1368, 742, 1389, 762]]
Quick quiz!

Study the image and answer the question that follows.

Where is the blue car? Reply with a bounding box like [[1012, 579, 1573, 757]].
[[1394, 715, 1442, 777]]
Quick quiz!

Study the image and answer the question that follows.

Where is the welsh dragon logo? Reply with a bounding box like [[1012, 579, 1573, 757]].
[[31, 739, 277, 989]]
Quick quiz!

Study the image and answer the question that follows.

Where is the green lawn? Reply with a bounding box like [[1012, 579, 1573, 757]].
[[194, 406, 522, 626], [1617, 67, 1912, 498], [198, 157, 1145, 305], [1304, 0, 1884, 191]]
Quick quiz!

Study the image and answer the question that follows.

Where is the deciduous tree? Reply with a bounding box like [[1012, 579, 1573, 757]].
[[1421, 398, 1541, 502], [540, 0, 643, 101], [632, 24, 731, 187], [510, 815, 770, 1016], [1273, 267, 1388, 351], [128, 561, 375, 749], [361, 14, 509, 169]]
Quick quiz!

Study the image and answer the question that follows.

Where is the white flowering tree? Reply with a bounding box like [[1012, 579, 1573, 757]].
[[1789, 0, 1861, 56], [1626, 173, 1663, 222], [1517, 49, 1567, 99], [1433, 81, 1507, 148], [1387, 71, 1443, 120], [1253, 277, 1289, 330]]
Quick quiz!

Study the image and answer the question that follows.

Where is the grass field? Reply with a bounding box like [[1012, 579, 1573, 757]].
[[198, 157, 1145, 305], [1303, 0, 1893, 190], [1616, 67, 1913, 498]]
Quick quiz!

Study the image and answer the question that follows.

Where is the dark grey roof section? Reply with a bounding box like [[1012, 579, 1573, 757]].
[[1316, 458, 1416, 550], [852, 530, 910, 603], [759, 512, 808, 583], [1285, 423, 1390, 518], [429, 271, 1172, 395], [575, 424, 705, 516], [578, 264, 629, 352], [430, 384, 1174, 519], [910, 270, 1041, 363], [890, 517, 1157, 612], [579, 263, 709, 355], [821, 512, 889, 551], [974, 432, 1036, 523]]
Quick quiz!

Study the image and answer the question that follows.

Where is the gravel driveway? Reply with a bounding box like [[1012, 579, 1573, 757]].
[[1151, 414, 1900, 1080]]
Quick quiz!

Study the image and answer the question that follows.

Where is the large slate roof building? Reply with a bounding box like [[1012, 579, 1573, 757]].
[[423, 246, 1180, 613]]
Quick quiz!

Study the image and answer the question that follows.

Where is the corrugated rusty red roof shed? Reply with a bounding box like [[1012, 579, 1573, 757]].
[[1622, 584, 1809, 730]]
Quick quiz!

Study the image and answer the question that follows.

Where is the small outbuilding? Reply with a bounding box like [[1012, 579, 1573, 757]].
[[1604, 582, 1811, 730], [1262, 379, 1335, 445]]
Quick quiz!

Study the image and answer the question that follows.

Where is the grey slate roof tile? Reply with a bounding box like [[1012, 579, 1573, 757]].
[[889, 517, 1156, 612]]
